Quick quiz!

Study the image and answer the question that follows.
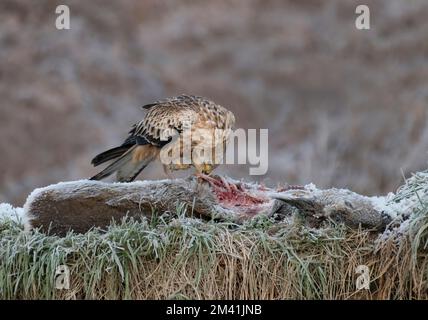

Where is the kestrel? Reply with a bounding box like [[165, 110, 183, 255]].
[[90, 94, 236, 182]]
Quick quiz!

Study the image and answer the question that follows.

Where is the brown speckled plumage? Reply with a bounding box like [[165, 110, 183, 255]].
[[90, 94, 235, 182]]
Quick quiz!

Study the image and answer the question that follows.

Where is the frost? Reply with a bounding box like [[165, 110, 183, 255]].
[[374, 171, 428, 242], [23, 178, 172, 210], [0, 203, 25, 225], [304, 183, 319, 192], [369, 193, 399, 219], [11, 172, 428, 241]]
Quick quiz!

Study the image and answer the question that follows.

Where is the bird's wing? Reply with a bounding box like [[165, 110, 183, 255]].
[[126, 94, 235, 148], [128, 96, 200, 147]]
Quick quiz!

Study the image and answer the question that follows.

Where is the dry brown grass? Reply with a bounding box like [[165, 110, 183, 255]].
[[1, 170, 428, 300], [0, 205, 427, 299]]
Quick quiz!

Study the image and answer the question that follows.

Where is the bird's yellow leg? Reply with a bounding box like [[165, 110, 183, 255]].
[[194, 163, 211, 175]]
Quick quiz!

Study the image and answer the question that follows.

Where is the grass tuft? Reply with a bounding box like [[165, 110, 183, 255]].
[[1, 172, 428, 299]]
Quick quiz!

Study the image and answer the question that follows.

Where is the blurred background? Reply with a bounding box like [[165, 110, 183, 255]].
[[1, 0, 428, 206]]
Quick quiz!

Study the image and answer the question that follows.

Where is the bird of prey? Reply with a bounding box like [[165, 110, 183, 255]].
[[90, 94, 235, 182]]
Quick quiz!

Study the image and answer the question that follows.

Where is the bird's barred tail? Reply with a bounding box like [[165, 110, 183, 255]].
[[90, 145, 158, 182]]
